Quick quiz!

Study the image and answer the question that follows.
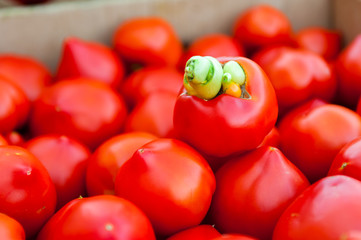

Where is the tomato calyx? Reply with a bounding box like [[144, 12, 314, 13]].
[[183, 56, 249, 100]]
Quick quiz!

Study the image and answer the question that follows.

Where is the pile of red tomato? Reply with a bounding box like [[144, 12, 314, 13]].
[[1, 4, 361, 240]]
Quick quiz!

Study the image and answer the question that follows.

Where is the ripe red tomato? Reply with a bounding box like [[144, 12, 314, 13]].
[[0, 55, 51, 101], [273, 175, 361, 240], [0, 213, 25, 240], [209, 146, 309, 240], [86, 131, 157, 196], [233, 5, 293, 54], [258, 127, 280, 148], [178, 33, 245, 70], [113, 17, 183, 67], [252, 46, 337, 114], [120, 66, 183, 109], [328, 137, 361, 182], [0, 76, 30, 134], [25, 134, 91, 209], [278, 99, 361, 182], [125, 91, 178, 138], [166, 225, 221, 240], [56, 37, 125, 89], [0, 145, 56, 237], [36, 195, 156, 240], [335, 34, 361, 108], [212, 234, 259, 240], [294, 27, 341, 61], [115, 138, 216, 236], [174, 57, 278, 157], [0, 135, 7, 146], [3, 131, 25, 146], [29, 78, 128, 149]]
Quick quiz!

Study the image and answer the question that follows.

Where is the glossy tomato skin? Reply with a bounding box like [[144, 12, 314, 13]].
[[29, 78, 128, 150], [25, 134, 91, 209], [233, 5, 293, 54], [0, 76, 30, 134], [113, 17, 183, 67], [56, 37, 125, 89], [279, 99, 361, 182], [335, 34, 361, 108], [294, 27, 341, 61], [212, 234, 259, 240], [0, 145, 57, 238], [252, 46, 337, 114], [328, 137, 361, 182], [209, 146, 309, 240], [0, 213, 25, 240], [273, 175, 361, 240], [86, 131, 157, 196], [166, 225, 221, 240], [36, 195, 156, 240], [173, 57, 278, 157], [115, 138, 216, 237], [125, 91, 178, 138], [121, 66, 183, 109], [0, 55, 51, 101], [178, 33, 245, 70], [258, 126, 280, 148]]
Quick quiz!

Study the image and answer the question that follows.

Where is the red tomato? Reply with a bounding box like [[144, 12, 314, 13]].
[[0, 55, 51, 101], [174, 57, 278, 157], [278, 99, 361, 182], [113, 17, 183, 67], [357, 96, 361, 116], [25, 134, 91, 209], [294, 27, 341, 61], [3, 131, 25, 146], [233, 5, 292, 54], [335, 34, 361, 108], [0, 213, 25, 240], [115, 138, 216, 236], [0, 76, 30, 134], [166, 225, 221, 240], [56, 37, 125, 89], [179, 34, 245, 70], [86, 131, 157, 196], [0, 135, 7, 146], [252, 46, 337, 114], [29, 78, 128, 149], [212, 234, 259, 240], [0, 145, 56, 237], [258, 127, 280, 148], [273, 175, 361, 240], [121, 66, 183, 109], [209, 146, 309, 240], [36, 195, 156, 240], [328, 137, 361, 182], [125, 91, 178, 138]]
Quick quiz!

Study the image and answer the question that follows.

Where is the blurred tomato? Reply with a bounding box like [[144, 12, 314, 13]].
[[253, 46, 336, 114], [335, 34, 361, 108], [0, 76, 30, 134], [166, 225, 221, 240], [0, 213, 25, 240], [233, 5, 292, 54], [121, 66, 183, 109], [125, 91, 178, 137], [30, 78, 128, 149], [86, 131, 157, 196], [0, 135, 7, 146], [178, 33, 245, 70], [37, 195, 156, 240], [273, 176, 361, 240], [0, 145, 56, 237], [115, 138, 216, 237], [56, 37, 125, 89], [0, 55, 51, 101], [210, 146, 309, 240], [294, 27, 341, 61], [279, 99, 361, 182], [328, 137, 361, 182], [25, 134, 91, 209], [3, 131, 25, 146], [113, 17, 183, 67]]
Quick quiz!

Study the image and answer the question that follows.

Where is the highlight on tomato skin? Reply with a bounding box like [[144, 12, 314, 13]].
[[166, 224, 221, 240], [0, 213, 25, 240]]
